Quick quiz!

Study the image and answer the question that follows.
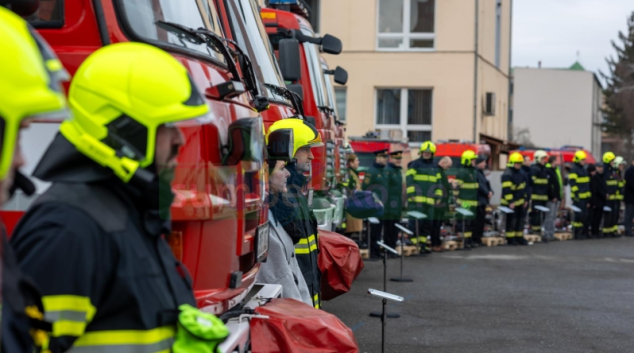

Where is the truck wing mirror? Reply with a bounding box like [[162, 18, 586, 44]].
[[286, 83, 303, 101], [333, 66, 348, 85], [222, 117, 264, 165], [278, 38, 301, 81], [321, 34, 342, 55]]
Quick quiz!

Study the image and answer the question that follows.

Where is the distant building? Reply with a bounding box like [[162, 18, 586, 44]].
[[512, 62, 603, 158]]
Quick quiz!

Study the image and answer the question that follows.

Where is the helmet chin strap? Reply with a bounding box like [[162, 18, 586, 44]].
[[9, 169, 36, 199]]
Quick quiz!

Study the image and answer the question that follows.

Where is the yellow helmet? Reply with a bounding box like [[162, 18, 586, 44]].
[[0, 7, 69, 180], [602, 151, 616, 164], [267, 118, 323, 157], [509, 152, 524, 164], [60, 42, 210, 183], [461, 150, 477, 166], [573, 150, 587, 163], [534, 150, 548, 162], [420, 141, 436, 154]]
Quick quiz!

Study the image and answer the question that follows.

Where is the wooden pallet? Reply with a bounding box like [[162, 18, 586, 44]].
[[360, 248, 369, 259], [482, 237, 504, 247], [443, 241, 458, 251], [554, 232, 573, 241], [525, 234, 542, 243], [396, 245, 419, 256]]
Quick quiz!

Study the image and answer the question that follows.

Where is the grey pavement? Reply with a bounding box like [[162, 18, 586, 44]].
[[322, 237, 634, 353]]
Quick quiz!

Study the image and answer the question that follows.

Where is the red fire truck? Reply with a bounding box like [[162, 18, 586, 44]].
[[348, 133, 412, 180], [511, 147, 597, 165], [435, 140, 491, 178], [3, 1, 274, 350]]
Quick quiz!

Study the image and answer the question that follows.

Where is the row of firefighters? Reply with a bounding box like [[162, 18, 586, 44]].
[[1, 9, 354, 353], [343, 143, 634, 258]]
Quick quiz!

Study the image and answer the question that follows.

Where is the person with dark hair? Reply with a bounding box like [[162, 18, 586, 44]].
[[363, 149, 390, 258], [544, 155, 562, 241], [589, 163, 607, 238]]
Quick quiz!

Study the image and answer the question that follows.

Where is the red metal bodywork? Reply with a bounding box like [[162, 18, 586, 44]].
[[348, 137, 411, 180], [3, 0, 266, 315], [511, 149, 597, 165], [261, 8, 336, 193]]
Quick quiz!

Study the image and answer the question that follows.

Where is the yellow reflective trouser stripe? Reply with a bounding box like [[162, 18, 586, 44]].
[[577, 177, 590, 183], [504, 194, 513, 200], [464, 232, 472, 238], [572, 222, 584, 228], [606, 180, 618, 186], [500, 200, 509, 205], [579, 191, 591, 199], [457, 199, 478, 206], [295, 234, 317, 254], [608, 194, 618, 200], [502, 181, 513, 187], [533, 178, 548, 184], [407, 186, 416, 193], [434, 189, 443, 196], [409, 196, 434, 205], [532, 194, 548, 201], [531, 226, 542, 230], [571, 186, 579, 192], [616, 195, 624, 200], [506, 231, 515, 237], [413, 175, 437, 182], [603, 226, 614, 233], [314, 294, 320, 309], [72, 326, 175, 353], [514, 199, 525, 206], [43, 295, 96, 337], [410, 236, 427, 244]]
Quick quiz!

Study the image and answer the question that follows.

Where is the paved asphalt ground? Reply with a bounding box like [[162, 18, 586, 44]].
[[322, 237, 634, 353]]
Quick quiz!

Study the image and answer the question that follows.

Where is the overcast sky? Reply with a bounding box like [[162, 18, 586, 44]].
[[512, 0, 633, 81]]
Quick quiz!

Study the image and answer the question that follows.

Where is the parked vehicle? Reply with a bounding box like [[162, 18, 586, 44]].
[[348, 133, 412, 181], [435, 140, 491, 178]]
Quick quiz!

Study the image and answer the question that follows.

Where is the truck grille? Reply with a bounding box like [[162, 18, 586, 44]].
[[326, 141, 336, 184]]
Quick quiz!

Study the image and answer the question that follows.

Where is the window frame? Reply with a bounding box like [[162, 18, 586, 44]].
[[334, 86, 347, 122], [376, 0, 437, 52], [375, 88, 433, 147]]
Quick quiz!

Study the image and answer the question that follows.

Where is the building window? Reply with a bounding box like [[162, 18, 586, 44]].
[[376, 88, 433, 144], [495, 0, 502, 68], [377, 0, 435, 51], [335, 87, 347, 121]]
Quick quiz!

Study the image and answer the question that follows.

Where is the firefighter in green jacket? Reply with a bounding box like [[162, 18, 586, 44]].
[[501, 152, 529, 245], [363, 148, 390, 258], [384, 151, 404, 251], [456, 150, 478, 249], [569, 150, 592, 239], [603, 152, 620, 237], [529, 150, 550, 234], [406, 141, 441, 253]]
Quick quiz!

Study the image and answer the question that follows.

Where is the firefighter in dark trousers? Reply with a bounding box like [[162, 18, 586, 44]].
[[543, 156, 562, 242], [624, 157, 634, 237], [474, 156, 492, 246], [0, 8, 72, 352], [603, 152, 620, 237], [269, 118, 325, 308], [433, 157, 453, 252], [11, 43, 230, 352], [407, 141, 441, 253], [363, 148, 390, 258], [529, 150, 550, 235], [501, 152, 529, 245], [384, 151, 404, 252], [456, 150, 478, 249], [569, 150, 592, 239], [616, 156, 626, 234], [521, 156, 533, 234], [589, 163, 608, 238]]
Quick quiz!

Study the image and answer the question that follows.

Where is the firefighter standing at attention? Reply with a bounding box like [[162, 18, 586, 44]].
[[0, 7, 71, 352], [363, 148, 390, 258], [602, 152, 620, 238], [268, 118, 324, 309], [456, 150, 478, 250], [407, 141, 441, 253], [384, 151, 405, 251], [569, 150, 592, 240], [529, 150, 550, 235], [10, 43, 229, 352], [501, 152, 529, 246]]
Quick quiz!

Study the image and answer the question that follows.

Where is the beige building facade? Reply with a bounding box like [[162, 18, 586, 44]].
[[513, 66, 603, 157], [314, 0, 512, 147]]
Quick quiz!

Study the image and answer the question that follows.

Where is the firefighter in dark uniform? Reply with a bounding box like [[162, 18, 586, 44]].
[[529, 150, 550, 235], [602, 152, 620, 237], [11, 43, 229, 352], [1, 8, 71, 352], [385, 151, 404, 251], [363, 148, 390, 258], [520, 155, 533, 232], [569, 150, 592, 240], [406, 141, 441, 253], [474, 155, 492, 246], [268, 118, 325, 309], [501, 152, 529, 245], [456, 150, 478, 249], [589, 163, 607, 238]]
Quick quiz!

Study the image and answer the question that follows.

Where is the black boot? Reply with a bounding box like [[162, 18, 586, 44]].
[[516, 236, 528, 245], [507, 237, 517, 246]]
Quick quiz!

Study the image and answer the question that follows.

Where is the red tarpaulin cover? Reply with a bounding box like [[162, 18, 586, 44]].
[[317, 229, 364, 301], [251, 298, 359, 353]]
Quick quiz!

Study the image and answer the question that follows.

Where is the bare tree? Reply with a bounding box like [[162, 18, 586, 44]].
[[511, 127, 535, 147]]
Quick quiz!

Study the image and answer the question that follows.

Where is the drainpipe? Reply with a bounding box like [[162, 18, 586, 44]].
[[473, 0, 479, 142], [507, 0, 513, 141]]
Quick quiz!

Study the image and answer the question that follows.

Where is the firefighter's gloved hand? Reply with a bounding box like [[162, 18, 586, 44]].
[[173, 304, 229, 353]]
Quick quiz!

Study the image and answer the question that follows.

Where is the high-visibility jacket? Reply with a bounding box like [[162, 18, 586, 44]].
[[456, 165, 478, 209], [286, 167, 322, 309], [530, 164, 549, 202], [406, 158, 442, 214], [501, 167, 527, 207], [616, 170, 625, 201], [11, 181, 197, 353], [385, 163, 404, 219], [569, 162, 591, 202], [604, 165, 619, 201]]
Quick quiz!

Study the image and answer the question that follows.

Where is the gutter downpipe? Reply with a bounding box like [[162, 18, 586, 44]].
[[508, 0, 513, 140], [473, 0, 479, 142]]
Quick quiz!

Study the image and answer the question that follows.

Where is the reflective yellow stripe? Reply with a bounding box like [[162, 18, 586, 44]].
[[413, 175, 438, 182], [409, 196, 434, 205], [502, 181, 513, 187], [608, 194, 618, 200], [434, 189, 443, 196], [406, 169, 416, 176], [533, 178, 548, 184], [463, 232, 472, 238], [504, 194, 513, 200], [407, 186, 416, 193], [457, 199, 478, 206], [500, 199, 509, 205], [577, 177, 590, 183], [572, 222, 584, 227], [295, 235, 317, 254], [571, 186, 579, 192], [73, 326, 175, 352], [531, 194, 548, 201], [568, 173, 578, 179], [579, 191, 591, 199], [460, 183, 478, 189], [506, 231, 515, 237], [43, 295, 96, 338], [314, 294, 320, 309], [514, 198, 525, 206], [606, 180, 618, 186]]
